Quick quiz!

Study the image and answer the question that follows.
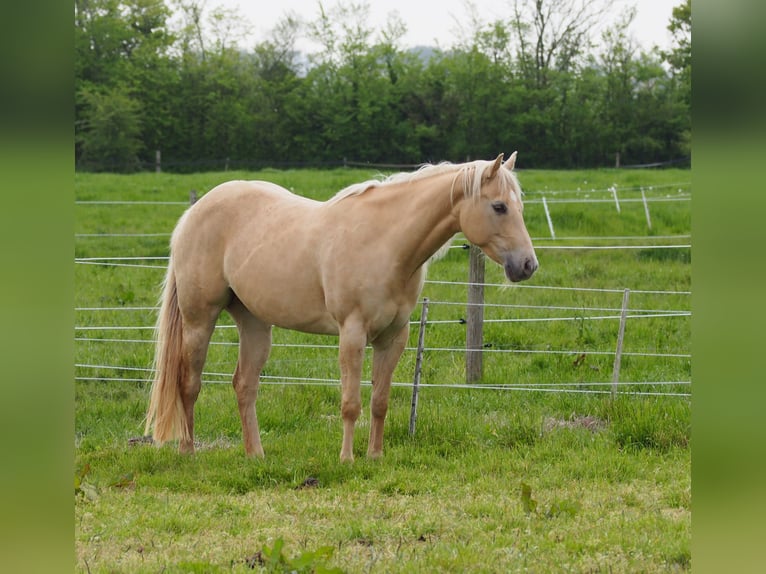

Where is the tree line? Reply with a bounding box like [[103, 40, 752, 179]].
[[75, 0, 691, 171]]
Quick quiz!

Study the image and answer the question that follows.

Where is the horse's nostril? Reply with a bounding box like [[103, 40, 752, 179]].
[[524, 257, 538, 275]]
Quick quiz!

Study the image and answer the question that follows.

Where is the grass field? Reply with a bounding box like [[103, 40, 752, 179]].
[[75, 166, 691, 573]]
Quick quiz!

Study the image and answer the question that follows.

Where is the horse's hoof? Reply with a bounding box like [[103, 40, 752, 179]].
[[340, 452, 355, 463]]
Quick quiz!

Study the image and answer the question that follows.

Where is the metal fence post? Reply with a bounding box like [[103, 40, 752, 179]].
[[611, 288, 630, 398], [466, 246, 485, 383], [409, 298, 429, 436], [641, 189, 652, 230]]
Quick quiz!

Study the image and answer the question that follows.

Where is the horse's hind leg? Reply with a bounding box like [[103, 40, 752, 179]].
[[228, 298, 271, 457], [368, 324, 409, 459], [179, 311, 219, 454]]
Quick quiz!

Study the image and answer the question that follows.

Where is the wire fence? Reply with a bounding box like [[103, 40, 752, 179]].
[[75, 280, 691, 397], [74, 366, 691, 398], [75, 181, 691, 398]]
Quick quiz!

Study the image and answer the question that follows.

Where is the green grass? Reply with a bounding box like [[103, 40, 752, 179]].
[[75, 167, 690, 573]]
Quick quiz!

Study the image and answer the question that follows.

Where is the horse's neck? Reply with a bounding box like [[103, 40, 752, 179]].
[[375, 171, 465, 273]]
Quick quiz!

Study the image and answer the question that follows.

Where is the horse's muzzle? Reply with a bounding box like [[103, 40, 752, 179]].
[[504, 256, 538, 282]]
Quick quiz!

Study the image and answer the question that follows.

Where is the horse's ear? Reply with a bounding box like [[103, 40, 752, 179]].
[[503, 151, 518, 171], [489, 153, 504, 178]]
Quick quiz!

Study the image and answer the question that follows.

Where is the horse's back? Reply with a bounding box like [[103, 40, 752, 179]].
[[187, 179, 318, 217], [175, 179, 319, 238]]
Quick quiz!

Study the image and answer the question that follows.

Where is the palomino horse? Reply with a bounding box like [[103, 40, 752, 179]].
[[145, 152, 538, 461]]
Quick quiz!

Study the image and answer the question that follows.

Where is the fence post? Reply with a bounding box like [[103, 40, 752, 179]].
[[542, 196, 556, 239], [611, 288, 630, 398], [466, 246, 485, 383], [641, 188, 652, 230], [190, 189, 197, 205], [155, 150, 161, 173], [409, 297, 429, 437]]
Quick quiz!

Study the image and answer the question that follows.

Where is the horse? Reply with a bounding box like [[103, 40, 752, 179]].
[[144, 152, 538, 462]]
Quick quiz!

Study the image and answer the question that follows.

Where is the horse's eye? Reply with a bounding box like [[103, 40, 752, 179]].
[[492, 202, 508, 214]]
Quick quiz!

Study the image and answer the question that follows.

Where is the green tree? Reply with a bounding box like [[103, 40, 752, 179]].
[[511, 0, 617, 89], [436, 47, 507, 161], [247, 16, 303, 163], [163, 0, 265, 168], [73, 0, 691, 170], [663, 0, 691, 149], [295, 0, 420, 162], [598, 8, 639, 165], [75, 0, 175, 168], [664, 0, 691, 76], [76, 87, 143, 171]]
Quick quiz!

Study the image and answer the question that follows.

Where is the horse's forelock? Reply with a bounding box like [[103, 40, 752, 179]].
[[459, 160, 521, 204]]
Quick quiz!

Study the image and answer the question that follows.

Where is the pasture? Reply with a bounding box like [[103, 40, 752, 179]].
[[75, 166, 691, 573]]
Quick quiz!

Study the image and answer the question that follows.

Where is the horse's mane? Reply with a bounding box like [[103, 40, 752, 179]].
[[328, 159, 522, 204]]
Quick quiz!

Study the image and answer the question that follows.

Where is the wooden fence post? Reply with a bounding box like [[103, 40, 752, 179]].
[[190, 189, 197, 205], [466, 245, 485, 383], [409, 298, 429, 437], [155, 150, 161, 173], [611, 289, 630, 398]]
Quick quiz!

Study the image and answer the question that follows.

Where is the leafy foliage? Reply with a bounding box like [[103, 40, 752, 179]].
[[74, 463, 98, 501], [74, 0, 691, 171], [254, 538, 343, 574], [76, 87, 144, 171]]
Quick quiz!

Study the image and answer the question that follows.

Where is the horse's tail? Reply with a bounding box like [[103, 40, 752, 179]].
[[144, 258, 189, 445]]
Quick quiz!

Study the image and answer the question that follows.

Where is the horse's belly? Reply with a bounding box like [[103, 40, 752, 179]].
[[229, 271, 339, 335], [262, 306, 340, 336]]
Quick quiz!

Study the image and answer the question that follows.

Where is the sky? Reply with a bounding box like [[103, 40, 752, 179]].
[[213, 0, 678, 53]]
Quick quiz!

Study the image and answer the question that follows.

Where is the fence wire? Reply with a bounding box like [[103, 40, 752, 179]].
[[75, 183, 691, 398], [75, 364, 690, 398]]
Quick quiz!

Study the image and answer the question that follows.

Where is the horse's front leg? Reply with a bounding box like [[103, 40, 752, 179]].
[[369, 324, 409, 459], [338, 320, 367, 462]]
